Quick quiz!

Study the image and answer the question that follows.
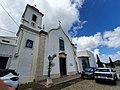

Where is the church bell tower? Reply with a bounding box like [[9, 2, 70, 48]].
[[14, 4, 47, 83], [21, 4, 44, 31]]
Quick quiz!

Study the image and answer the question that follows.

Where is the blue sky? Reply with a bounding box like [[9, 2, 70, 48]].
[[69, 0, 120, 62], [0, 0, 120, 62], [78, 0, 120, 36]]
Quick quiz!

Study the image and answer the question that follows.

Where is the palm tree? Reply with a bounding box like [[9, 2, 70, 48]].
[[96, 54, 104, 67]]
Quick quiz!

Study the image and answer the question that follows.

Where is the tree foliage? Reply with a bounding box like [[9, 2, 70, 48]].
[[109, 57, 115, 68], [96, 54, 104, 67]]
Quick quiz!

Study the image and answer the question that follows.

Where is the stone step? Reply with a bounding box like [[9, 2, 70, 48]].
[[39, 74, 80, 87]]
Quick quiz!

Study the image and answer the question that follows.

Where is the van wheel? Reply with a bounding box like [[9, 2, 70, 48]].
[[113, 76, 117, 85], [95, 79, 99, 83], [116, 74, 118, 80], [81, 75, 84, 79]]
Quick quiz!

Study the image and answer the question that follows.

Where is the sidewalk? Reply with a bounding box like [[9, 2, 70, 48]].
[[39, 74, 81, 86]]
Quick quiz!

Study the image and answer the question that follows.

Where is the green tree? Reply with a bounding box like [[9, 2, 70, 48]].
[[109, 57, 115, 68], [96, 54, 104, 67]]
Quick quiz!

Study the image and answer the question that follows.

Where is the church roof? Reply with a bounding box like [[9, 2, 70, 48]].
[[22, 4, 44, 18], [77, 50, 94, 58], [48, 24, 74, 46]]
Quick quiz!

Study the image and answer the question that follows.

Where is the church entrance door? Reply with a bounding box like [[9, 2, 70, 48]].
[[59, 58, 67, 76]]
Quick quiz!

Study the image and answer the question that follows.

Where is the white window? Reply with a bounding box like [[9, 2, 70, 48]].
[[59, 38, 65, 51]]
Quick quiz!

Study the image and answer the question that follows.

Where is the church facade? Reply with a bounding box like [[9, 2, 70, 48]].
[[8, 4, 78, 83], [0, 4, 98, 84]]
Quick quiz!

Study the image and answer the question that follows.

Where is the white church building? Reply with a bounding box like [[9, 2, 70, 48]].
[[0, 4, 77, 83], [0, 4, 97, 84]]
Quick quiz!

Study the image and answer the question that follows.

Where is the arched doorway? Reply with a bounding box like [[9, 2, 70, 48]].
[[81, 57, 90, 70]]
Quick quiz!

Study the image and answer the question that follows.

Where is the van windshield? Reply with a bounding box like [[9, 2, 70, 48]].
[[96, 69, 110, 72]]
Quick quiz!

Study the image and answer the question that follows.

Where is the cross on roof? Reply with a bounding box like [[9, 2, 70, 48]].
[[59, 20, 61, 26]]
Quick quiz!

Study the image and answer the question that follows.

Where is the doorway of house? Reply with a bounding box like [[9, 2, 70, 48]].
[[81, 57, 90, 70], [59, 58, 67, 76], [0, 57, 8, 69]]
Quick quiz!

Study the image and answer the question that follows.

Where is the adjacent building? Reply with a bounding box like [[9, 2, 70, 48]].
[[77, 50, 97, 73], [0, 36, 17, 69], [8, 4, 77, 83]]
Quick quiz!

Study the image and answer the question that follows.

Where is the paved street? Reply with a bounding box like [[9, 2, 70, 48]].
[[19, 73, 120, 90], [62, 79, 120, 90]]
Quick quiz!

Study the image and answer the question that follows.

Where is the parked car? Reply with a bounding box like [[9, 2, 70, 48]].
[[81, 67, 97, 79], [94, 68, 118, 84], [0, 69, 19, 89]]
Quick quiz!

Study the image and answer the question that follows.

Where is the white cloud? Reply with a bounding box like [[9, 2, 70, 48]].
[[73, 26, 120, 51], [92, 49, 108, 63], [93, 48, 100, 55], [0, 0, 84, 36], [91, 48, 120, 63], [72, 32, 103, 51], [69, 20, 88, 37], [71, 0, 85, 8], [99, 51, 120, 63], [103, 26, 120, 48], [33, 0, 85, 33], [73, 26, 120, 62], [0, 0, 26, 36]]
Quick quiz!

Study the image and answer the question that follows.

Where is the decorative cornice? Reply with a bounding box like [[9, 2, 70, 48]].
[[39, 30, 48, 35], [59, 52, 67, 56], [17, 24, 48, 36]]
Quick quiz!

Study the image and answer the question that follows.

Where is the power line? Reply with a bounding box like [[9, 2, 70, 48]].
[[0, 3, 19, 27], [0, 27, 16, 34]]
